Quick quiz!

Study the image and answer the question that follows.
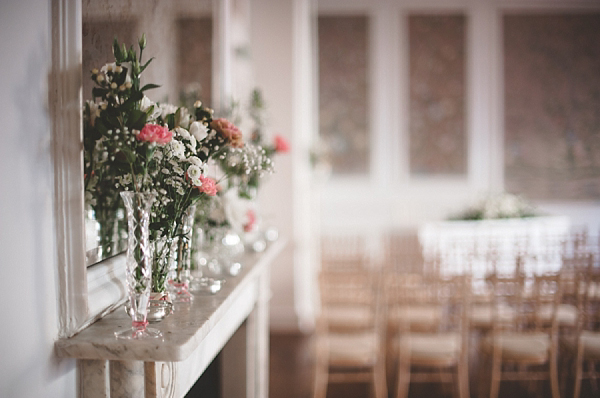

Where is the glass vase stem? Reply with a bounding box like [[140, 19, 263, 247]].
[[116, 191, 162, 339]]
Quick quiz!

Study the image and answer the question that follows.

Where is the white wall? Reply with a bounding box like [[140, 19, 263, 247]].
[[250, 0, 316, 331], [0, 0, 77, 397]]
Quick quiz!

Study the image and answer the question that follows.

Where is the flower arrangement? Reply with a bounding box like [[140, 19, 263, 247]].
[[217, 88, 289, 200], [84, 35, 243, 293], [449, 192, 537, 221]]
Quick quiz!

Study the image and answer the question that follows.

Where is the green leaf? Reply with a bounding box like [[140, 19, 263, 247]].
[[139, 57, 154, 73], [165, 114, 175, 130], [128, 109, 147, 131], [120, 91, 143, 111], [94, 119, 109, 136], [92, 87, 109, 98], [117, 146, 136, 165], [140, 83, 160, 92]]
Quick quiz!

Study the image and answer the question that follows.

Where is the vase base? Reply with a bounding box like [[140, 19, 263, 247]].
[[190, 277, 225, 294], [114, 326, 163, 340]]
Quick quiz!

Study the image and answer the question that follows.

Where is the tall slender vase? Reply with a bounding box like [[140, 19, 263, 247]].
[[170, 204, 196, 302], [116, 191, 162, 339]]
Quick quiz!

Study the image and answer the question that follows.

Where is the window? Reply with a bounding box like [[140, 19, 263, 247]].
[[504, 13, 600, 200], [408, 14, 467, 176], [318, 15, 370, 176]]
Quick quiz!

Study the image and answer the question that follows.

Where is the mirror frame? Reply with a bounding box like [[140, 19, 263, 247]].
[[52, 0, 232, 338]]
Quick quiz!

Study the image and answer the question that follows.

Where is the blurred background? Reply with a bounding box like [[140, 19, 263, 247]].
[[2, 0, 600, 397]]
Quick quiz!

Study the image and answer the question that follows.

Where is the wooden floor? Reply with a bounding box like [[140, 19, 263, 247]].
[[269, 332, 598, 398]]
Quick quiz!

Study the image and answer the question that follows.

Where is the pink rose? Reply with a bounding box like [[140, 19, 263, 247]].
[[210, 118, 244, 148], [198, 175, 218, 196], [136, 124, 172, 145], [274, 134, 290, 153]]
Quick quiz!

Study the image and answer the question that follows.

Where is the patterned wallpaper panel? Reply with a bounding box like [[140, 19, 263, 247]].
[[409, 14, 466, 176], [176, 17, 213, 107], [504, 14, 600, 200], [318, 15, 370, 175]]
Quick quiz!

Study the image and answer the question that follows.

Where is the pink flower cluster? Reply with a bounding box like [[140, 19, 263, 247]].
[[274, 134, 290, 153], [210, 118, 244, 148], [136, 124, 172, 145], [197, 175, 218, 196], [243, 209, 256, 233]]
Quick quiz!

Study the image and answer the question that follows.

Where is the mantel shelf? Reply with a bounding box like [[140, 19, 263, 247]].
[[55, 238, 286, 364]]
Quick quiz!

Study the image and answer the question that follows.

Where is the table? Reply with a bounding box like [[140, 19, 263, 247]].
[[418, 217, 570, 289]]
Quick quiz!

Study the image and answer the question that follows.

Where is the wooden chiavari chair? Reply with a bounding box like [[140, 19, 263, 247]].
[[313, 268, 387, 398], [561, 252, 600, 398], [478, 266, 562, 398], [390, 273, 471, 398]]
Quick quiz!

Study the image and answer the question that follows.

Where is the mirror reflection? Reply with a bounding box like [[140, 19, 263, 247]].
[[82, 0, 214, 265]]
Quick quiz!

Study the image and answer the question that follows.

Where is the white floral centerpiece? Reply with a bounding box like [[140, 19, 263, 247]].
[[449, 192, 538, 221]]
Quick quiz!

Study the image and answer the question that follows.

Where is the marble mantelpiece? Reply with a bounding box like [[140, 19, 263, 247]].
[[55, 238, 285, 398]]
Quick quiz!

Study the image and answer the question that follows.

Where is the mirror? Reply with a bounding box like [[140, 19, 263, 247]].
[[82, 0, 216, 265]]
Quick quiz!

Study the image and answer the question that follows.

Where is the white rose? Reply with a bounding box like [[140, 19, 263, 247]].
[[179, 111, 191, 129], [190, 121, 208, 141], [140, 96, 162, 120], [174, 127, 191, 140], [159, 103, 179, 119]]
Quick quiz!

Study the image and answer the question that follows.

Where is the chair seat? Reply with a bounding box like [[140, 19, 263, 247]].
[[469, 304, 516, 328], [536, 303, 577, 326], [388, 305, 441, 331], [326, 305, 373, 330], [481, 332, 551, 363], [395, 332, 462, 366], [324, 332, 380, 366], [562, 331, 600, 360]]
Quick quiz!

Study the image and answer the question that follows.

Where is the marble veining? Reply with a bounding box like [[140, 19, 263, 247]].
[[55, 240, 285, 363]]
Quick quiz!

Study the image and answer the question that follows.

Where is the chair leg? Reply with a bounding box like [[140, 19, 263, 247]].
[[373, 361, 388, 398], [489, 354, 502, 398], [458, 362, 470, 398], [550, 351, 560, 398], [313, 362, 328, 398], [395, 356, 410, 398], [590, 360, 599, 394], [573, 352, 584, 398], [477, 352, 490, 398]]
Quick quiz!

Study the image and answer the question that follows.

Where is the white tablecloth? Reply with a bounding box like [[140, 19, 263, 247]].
[[418, 216, 571, 288]]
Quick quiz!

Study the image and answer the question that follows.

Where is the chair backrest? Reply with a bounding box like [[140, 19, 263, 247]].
[[488, 254, 564, 335], [487, 255, 530, 333], [387, 272, 470, 334], [574, 255, 600, 333], [317, 268, 383, 334], [385, 230, 425, 275], [321, 234, 370, 271], [532, 273, 563, 333]]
